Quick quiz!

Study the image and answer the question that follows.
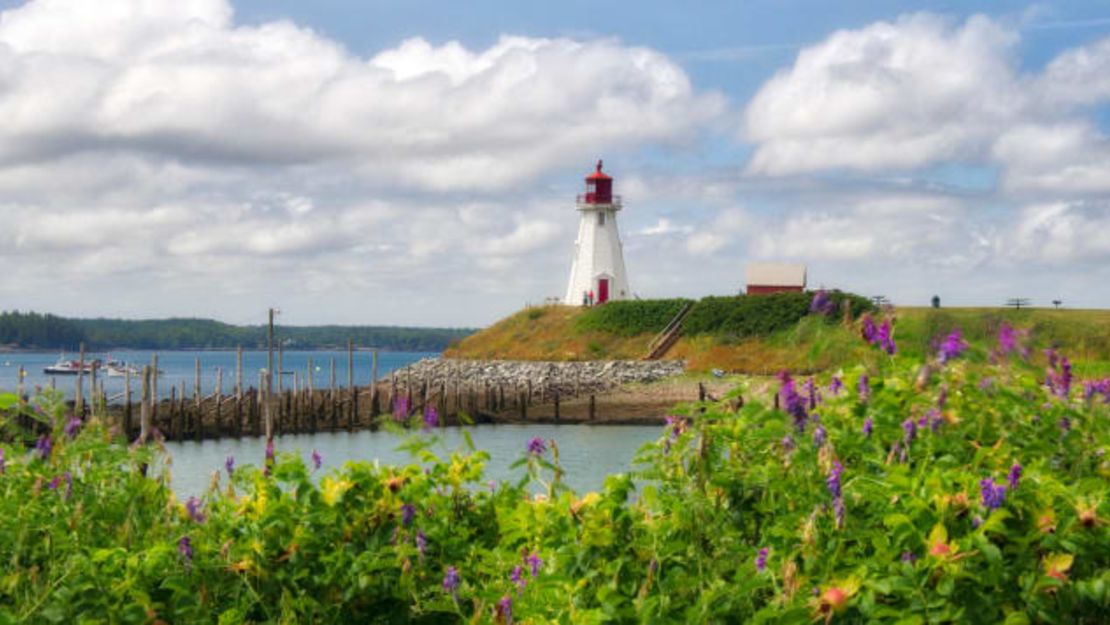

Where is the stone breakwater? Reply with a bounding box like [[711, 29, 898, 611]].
[[388, 358, 685, 396]]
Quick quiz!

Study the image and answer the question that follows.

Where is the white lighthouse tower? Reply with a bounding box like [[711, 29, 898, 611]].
[[564, 160, 631, 305]]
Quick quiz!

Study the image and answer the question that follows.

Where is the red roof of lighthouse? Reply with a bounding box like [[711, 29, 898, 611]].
[[586, 159, 611, 180]]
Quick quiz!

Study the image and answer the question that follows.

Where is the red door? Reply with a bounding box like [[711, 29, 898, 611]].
[[597, 279, 609, 303]]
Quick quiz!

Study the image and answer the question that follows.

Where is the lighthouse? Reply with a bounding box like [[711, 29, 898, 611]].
[[563, 160, 631, 305]]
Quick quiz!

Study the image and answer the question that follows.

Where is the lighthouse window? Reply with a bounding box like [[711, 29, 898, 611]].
[[597, 212, 605, 226]]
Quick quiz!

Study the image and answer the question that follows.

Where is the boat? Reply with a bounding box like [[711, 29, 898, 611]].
[[43, 355, 101, 375], [103, 359, 141, 377]]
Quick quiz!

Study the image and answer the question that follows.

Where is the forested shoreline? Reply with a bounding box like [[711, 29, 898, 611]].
[[0, 311, 474, 351]]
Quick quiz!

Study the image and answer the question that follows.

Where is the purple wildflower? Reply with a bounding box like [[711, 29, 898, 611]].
[[35, 435, 52, 460], [510, 565, 526, 589], [755, 547, 769, 572], [778, 372, 808, 432], [829, 376, 844, 395], [178, 536, 193, 564], [980, 477, 1007, 512], [926, 408, 943, 432], [1059, 416, 1071, 434], [810, 289, 834, 315], [263, 440, 275, 477], [937, 385, 948, 408], [972, 515, 983, 528], [526, 437, 546, 455], [443, 566, 461, 594], [496, 595, 513, 624], [862, 417, 873, 438], [781, 434, 795, 452], [1046, 353, 1073, 399], [902, 418, 916, 445], [225, 455, 235, 478], [803, 377, 817, 409], [48, 475, 60, 490], [861, 316, 878, 344], [834, 496, 846, 528], [401, 503, 416, 527], [665, 415, 687, 440], [415, 530, 427, 557], [827, 461, 843, 500], [64, 416, 82, 438], [813, 425, 827, 447], [938, 329, 967, 363], [1007, 462, 1022, 491], [526, 551, 543, 577], [311, 449, 322, 471], [392, 395, 411, 421], [901, 551, 917, 563], [857, 374, 870, 402], [0, 448, 5, 475], [877, 320, 896, 355], [423, 405, 439, 430], [186, 496, 206, 523], [998, 323, 1016, 355]]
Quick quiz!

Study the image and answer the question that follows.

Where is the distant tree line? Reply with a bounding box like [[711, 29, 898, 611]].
[[0, 311, 474, 351]]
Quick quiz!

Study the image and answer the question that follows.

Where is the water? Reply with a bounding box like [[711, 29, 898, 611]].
[[162, 424, 663, 497], [0, 350, 435, 402]]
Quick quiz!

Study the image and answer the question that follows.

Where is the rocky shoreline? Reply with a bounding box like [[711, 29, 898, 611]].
[[390, 358, 685, 395]]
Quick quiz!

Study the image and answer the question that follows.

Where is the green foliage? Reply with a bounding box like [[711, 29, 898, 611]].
[[683, 291, 872, 339], [0, 311, 474, 351], [575, 299, 692, 337], [2, 332, 1110, 623]]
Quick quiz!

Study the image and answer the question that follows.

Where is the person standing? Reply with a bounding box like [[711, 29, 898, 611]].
[[588, 290, 594, 307]]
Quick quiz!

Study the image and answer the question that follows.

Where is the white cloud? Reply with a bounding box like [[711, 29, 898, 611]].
[[685, 207, 749, 256], [1000, 201, 1110, 263], [744, 14, 1022, 175]]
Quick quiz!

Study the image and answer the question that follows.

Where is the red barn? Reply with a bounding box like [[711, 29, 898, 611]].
[[745, 263, 806, 295]]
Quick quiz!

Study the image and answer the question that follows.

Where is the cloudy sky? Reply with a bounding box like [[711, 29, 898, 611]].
[[1, 0, 1109, 327]]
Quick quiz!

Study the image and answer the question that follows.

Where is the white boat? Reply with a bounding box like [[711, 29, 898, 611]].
[[103, 360, 141, 377], [43, 355, 100, 375]]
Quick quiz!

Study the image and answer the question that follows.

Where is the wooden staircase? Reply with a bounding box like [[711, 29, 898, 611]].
[[643, 302, 693, 360]]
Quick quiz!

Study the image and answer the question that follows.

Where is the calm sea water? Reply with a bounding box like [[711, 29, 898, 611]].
[[0, 350, 435, 402], [162, 424, 663, 498]]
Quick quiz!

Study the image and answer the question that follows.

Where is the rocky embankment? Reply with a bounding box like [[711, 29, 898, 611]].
[[390, 358, 684, 396]]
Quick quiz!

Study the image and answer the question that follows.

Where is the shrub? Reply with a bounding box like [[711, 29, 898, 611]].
[[575, 299, 692, 337], [683, 290, 871, 339]]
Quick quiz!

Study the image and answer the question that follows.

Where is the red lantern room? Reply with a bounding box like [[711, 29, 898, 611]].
[[584, 159, 612, 204]]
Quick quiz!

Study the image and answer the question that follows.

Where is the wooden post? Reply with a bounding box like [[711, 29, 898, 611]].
[[554, 391, 560, 421], [194, 358, 203, 441], [253, 372, 263, 437], [169, 384, 178, 440], [330, 357, 338, 431], [263, 372, 273, 442], [698, 382, 706, 402], [123, 368, 133, 439], [277, 344, 284, 394], [235, 347, 243, 436], [215, 366, 223, 437], [308, 359, 317, 434], [139, 365, 152, 443], [150, 353, 159, 424], [519, 390, 527, 420], [347, 339, 356, 431], [88, 349, 98, 418], [76, 342, 86, 418], [371, 349, 379, 416], [589, 394, 596, 421]]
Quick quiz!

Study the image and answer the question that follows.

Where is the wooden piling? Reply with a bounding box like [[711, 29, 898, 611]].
[[123, 368, 133, 438], [553, 391, 560, 421], [347, 339, 356, 431], [307, 359, 317, 434], [589, 394, 596, 421], [75, 343, 86, 418], [330, 357, 338, 431], [150, 353, 159, 424], [139, 365, 152, 444], [235, 347, 243, 436], [194, 358, 203, 441]]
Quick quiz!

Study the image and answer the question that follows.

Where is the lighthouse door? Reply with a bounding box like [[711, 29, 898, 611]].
[[597, 278, 609, 303]]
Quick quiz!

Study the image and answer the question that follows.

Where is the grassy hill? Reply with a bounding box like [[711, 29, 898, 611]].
[[446, 299, 1110, 375]]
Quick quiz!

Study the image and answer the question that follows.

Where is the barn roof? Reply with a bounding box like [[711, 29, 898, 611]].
[[745, 263, 807, 288]]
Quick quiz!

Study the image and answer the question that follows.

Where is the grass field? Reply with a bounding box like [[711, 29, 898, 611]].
[[446, 303, 1110, 374]]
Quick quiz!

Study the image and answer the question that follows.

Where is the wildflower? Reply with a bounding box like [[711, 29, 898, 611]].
[[810, 289, 833, 315], [1059, 416, 1071, 434], [186, 496, 206, 523], [263, 440, 275, 477], [813, 425, 827, 447], [937, 385, 948, 408], [803, 377, 817, 409], [877, 320, 896, 355], [901, 551, 917, 563], [526, 551, 543, 577], [443, 566, 461, 595], [834, 497, 846, 528], [311, 449, 322, 471], [938, 329, 967, 363], [393, 395, 411, 420], [415, 530, 427, 557], [755, 547, 769, 572], [401, 503, 416, 527], [980, 477, 1007, 512], [861, 316, 878, 344], [862, 417, 873, 438], [0, 448, 5, 474], [526, 437, 546, 455], [423, 405, 439, 430], [496, 594, 513, 624], [778, 371, 808, 432], [902, 418, 916, 445], [665, 415, 687, 440], [1008, 462, 1022, 491], [781, 434, 795, 452], [35, 435, 52, 460], [225, 455, 235, 478], [48, 475, 60, 490], [64, 416, 82, 438], [972, 515, 983, 528], [829, 376, 844, 395], [1046, 352, 1073, 398], [827, 461, 843, 500], [998, 323, 1017, 355], [178, 536, 193, 564], [510, 565, 526, 588], [857, 375, 870, 402]]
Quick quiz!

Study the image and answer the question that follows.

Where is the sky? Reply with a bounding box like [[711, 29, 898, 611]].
[[1, 0, 1110, 327]]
